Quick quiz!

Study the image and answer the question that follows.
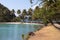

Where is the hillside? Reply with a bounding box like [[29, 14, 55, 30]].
[[0, 3, 15, 22]]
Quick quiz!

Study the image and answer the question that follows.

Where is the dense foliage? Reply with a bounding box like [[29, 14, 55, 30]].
[[0, 0, 60, 22], [30, 0, 60, 25], [0, 3, 16, 22]]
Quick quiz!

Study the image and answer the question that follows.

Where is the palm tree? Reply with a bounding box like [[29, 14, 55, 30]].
[[11, 9, 15, 15], [28, 8, 33, 15], [21, 9, 27, 21], [22, 9, 27, 15], [11, 9, 16, 21], [17, 9, 21, 14], [28, 8, 33, 20], [32, 6, 40, 20], [22, 9, 27, 17]]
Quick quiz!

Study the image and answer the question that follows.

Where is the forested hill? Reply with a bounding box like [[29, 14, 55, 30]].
[[0, 3, 16, 22]]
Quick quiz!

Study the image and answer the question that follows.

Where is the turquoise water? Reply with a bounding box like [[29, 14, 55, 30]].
[[0, 24, 41, 40]]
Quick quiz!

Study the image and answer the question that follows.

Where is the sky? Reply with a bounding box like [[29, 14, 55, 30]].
[[0, 0, 32, 11], [0, 0, 41, 16], [0, 0, 40, 11]]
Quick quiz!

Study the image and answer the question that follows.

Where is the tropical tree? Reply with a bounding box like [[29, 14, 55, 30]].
[[0, 3, 16, 22], [22, 9, 27, 15], [32, 6, 40, 20], [30, 0, 60, 25], [28, 8, 33, 15], [40, 0, 60, 24], [28, 8, 33, 20], [11, 17, 21, 22], [22, 9, 27, 20], [11, 9, 15, 15], [17, 9, 21, 14]]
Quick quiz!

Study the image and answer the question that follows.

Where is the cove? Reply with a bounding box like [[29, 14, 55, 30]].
[[0, 23, 43, 40]]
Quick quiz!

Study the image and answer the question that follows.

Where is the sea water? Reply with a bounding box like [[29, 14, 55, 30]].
[[0, 23, 42, 40]]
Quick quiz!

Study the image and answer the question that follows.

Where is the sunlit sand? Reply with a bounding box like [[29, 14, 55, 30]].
[[29, 25, 60, 40]]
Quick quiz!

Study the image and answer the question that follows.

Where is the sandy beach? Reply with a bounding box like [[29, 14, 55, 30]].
[[28, 24, 60, 40]]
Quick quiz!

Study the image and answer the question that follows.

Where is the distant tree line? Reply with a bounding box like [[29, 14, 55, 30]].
[[0, 3, 41, 22], [0, 1, 60, 23], [0, 3, 33, 22]]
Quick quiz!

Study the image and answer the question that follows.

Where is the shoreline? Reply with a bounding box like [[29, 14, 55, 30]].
[[28, 25, 60, 40], [0, 22, 44, 25]]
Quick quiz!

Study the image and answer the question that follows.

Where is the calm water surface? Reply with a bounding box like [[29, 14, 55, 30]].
[[0, 24, 42, 40]]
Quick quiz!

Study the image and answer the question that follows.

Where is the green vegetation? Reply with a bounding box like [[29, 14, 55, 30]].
[[0, 0, 60, 23], [30, 0, 60, 25], [11, 17, 21, 22], [32, 6, 40, 20], [22, 34, 24, 40], [0, 3, 16, 22], [17, 9, 21, 14]]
